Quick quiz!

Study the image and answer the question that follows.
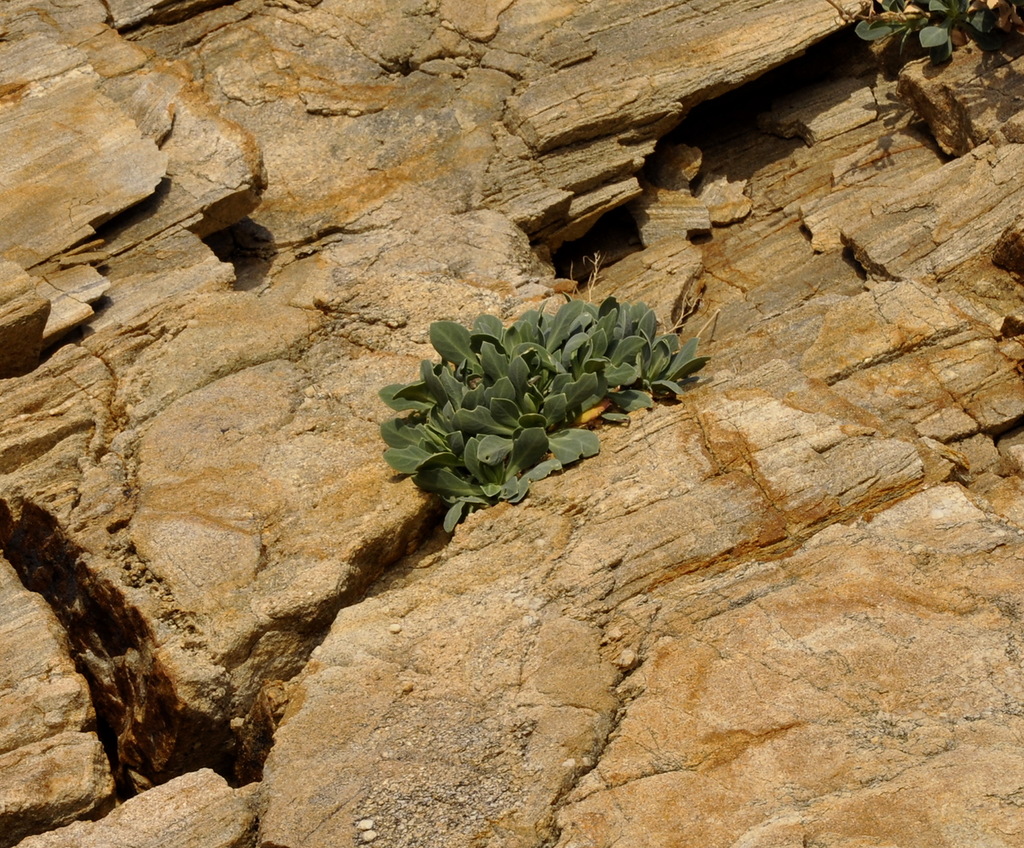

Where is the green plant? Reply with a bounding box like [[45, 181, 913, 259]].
[[841, 0, 1023, 62], [380, 296, 708, 531]]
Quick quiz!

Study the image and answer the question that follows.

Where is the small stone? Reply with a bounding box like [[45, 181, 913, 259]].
[[361, 830, 378, 842], [388, 623, 403, 634], [613, 648, 638, 671], [357, 818, 375, 830]]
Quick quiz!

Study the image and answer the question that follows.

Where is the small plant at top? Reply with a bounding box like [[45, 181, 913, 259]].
[[380, 296, 708, 531], [830, 0, 1023, 63]]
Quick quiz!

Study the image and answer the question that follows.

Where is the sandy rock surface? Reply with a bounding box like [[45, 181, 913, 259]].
[[3, 0, 1024, 846]]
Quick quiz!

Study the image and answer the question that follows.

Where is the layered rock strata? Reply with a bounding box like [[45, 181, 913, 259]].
[[3, 1, 1024, 846]]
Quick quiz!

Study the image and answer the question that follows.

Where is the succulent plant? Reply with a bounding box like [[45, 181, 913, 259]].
[[380, 296, 708, 531], [850, 0, 1020, 63]]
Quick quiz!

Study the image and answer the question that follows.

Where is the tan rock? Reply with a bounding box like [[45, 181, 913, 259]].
[[0, 733, 114, 848], [843, 140, 1024, 284], [257, 355, 929, 847], [597, 238, 704, 326], [628, 183, 710, 245], [799, 279, 970, 384], [0, 261, 49, 379], [696, 174, 751, 225], [0, 33, 166, 268], [15, 769, 256, 848], [801, 126, 944, 253], [0, 555, 114, 848], [34, 266, 109, 346], [647, 142, 702, 190], [897, 40, 1024, 157], [555, 485, 1024, 848], [96, 64, 265, 251], [757, 76, 878, 145]]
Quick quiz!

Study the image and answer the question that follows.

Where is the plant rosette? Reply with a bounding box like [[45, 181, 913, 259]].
[[852, 0, 1023, 62], [380, 296, 708, 531]]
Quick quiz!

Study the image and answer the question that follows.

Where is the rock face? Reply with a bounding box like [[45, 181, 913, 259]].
[[4, 1, 1024, 847], [16, 769, 256, 848], [0, 554, 114, 847]]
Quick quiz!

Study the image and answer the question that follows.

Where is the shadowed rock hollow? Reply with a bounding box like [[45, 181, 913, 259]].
[[3, 0, 1024, 846]]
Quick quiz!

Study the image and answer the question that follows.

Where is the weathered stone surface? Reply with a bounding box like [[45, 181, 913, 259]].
[[696, 173, 751, 225], [555, 485, 1024, 848], [34, 266, 109, 346], [95, 63, 265, 251], [15, 769, 256, 848], [628, 182, 710, 245], [843, 140, 1024, 284], [0, 733, 114, 848], [0, 555, 114, 848], [801, 125, 944, 253], [799, 279, 970, 384], [0, 32, 166, 269], [597, 238, 704, 326], [0, 344, 113, 515], [758, 76, 878, 145], [0, 261, 49, 379], [993, 212, 1024, 275], [257, 354, 927, 847], [646, 142, 702, 190], [131, 0, 858, 254], [897, 40, 1024, 157], [7, 5, 1024, 846]]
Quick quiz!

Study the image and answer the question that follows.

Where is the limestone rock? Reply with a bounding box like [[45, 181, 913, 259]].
[[104, 0, 228, 30], [0, 32, 167, 269], [799, 279, 970, 384], [133, 0, 857, 254], [0, 555, 114, 848], [84, 229, 235, 335], [993, 213, 1024, 276], [15, 769, 257, 848], [95, 64, 265, 252], [0, 733, 114, 848], [897, 40, 1024, 157], [0, 261, 49, 379], [757, 76, 879, 145]]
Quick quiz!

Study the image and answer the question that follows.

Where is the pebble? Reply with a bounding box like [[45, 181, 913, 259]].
[[388, 623, 403, 634], [357, 819, 375, 831], [361, 831, 378, 843]]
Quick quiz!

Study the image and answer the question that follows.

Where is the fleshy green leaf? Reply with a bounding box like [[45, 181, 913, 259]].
[[608, 389, 654, 412], [443, 501, 467, 532], [383, 444, 432, 474], [380, 417, 426, 449], [508, 427, 550, 477], [476, 434, 513, 466], [452, 405, 514, 436], [549, 429, 600, 465], [430, 321, 474, 364], [542, 393, 568, 428], [856, 19, 902, 39], [919, 24, 951, 47], [414, 467, 484, 498], [522, 457, 562, 483]]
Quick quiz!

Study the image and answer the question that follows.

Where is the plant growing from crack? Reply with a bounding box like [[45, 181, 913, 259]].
[[828, 0, 1023, 63], [380, 297, 708, 531]]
